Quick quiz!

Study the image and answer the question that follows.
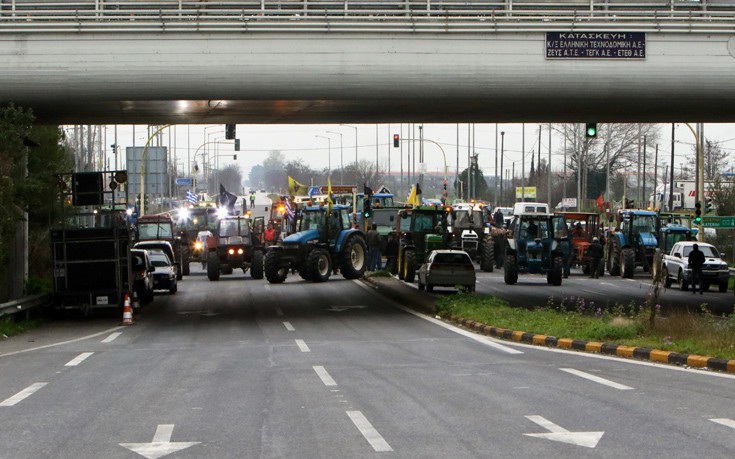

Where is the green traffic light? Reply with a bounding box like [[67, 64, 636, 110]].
[[586, 126, 597, 137], [694, 216, 702, 224]]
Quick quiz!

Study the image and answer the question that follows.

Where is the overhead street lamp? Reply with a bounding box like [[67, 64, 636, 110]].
[[315, 135, 332, 175], [326, 130, 344, 184]]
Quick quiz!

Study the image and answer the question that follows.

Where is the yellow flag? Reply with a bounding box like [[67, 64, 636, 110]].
[[406, 184, 419, 207], [288, 176, 309, 196], [327, 176, 334, 213]]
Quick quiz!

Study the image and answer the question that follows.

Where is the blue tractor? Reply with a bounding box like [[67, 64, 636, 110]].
[[264, 204, 367, 283], [606, 209, 660, 278], [503, 212, 568, 286]]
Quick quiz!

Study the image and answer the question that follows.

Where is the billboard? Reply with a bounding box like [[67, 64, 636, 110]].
[[125, 146, 168, 197]]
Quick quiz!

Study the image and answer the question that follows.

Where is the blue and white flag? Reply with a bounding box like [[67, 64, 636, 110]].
[[284, 196, 294, 221], [186, 190, 198, 205]]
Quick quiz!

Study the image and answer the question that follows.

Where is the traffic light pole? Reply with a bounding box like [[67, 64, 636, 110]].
[[684, 123, 704, 241]]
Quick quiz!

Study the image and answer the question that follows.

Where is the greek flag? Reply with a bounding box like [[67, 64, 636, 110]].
[[186, 190, 198, 205], [284, 196, 294, 221]]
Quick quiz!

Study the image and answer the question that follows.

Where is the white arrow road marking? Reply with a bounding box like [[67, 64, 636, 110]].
[[283, 321, 295, 331], [119, 424, 200, 459], [295, 339, 311, 353], [560, 368, 634, 390], [347, 411, 393, 452], [524, 415, 604, 448], [101, 332, 123, 343], [710, 418, 735, 429], [65, 352, 94, 367], [326, 305, 367, 312], [0, 382, 48, 407], [313, 366, 337, 387]]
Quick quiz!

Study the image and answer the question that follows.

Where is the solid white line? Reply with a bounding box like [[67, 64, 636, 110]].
[[347, 411, 393, 452], [0, 382, 48, 407], [275, 306, 284, 316], [283, 321, 295, 331], [313, 365, 337, 387], [153, 424, 175, 443], [0, 326, 125, 358], [560, 368, 634, 390], [65, 352, 94, 367], [525, 415, 568, 433], [710, 418, 735, 429], [101, 332, 123, 343], [295, 339, 311, 353]]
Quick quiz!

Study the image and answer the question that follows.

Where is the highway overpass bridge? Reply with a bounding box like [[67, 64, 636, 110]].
[[1, 1, 735, 124]]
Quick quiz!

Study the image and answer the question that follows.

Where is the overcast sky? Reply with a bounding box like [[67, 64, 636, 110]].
[[98, 123, 735, 183]]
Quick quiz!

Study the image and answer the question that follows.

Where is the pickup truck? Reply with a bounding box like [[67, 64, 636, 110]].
[[661, 241, 729, 292]]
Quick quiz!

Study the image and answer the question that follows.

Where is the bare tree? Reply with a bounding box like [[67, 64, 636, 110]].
[[686, 139, 730, 182]]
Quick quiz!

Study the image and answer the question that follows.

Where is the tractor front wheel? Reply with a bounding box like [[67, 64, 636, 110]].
[[264, 250, 288, 284], [207, 253, 220, 281], [504, 253, 518, 285], [480, 235, 494, 272], [621, 248, 635, 279], [251, 250, 264, 279], [340, 235, 367, 279], [307, 248, 332, 282]]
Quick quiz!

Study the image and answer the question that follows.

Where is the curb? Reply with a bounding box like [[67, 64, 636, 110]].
[[452, 317, 735, 375], [361, 275, 735, 375]]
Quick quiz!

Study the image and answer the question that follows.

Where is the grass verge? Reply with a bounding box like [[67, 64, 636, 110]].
[[436, 294, 735, 361], [0, 317, 43, 339]]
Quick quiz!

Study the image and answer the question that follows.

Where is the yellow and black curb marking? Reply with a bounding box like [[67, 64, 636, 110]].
[[453, 317, 735, 375]]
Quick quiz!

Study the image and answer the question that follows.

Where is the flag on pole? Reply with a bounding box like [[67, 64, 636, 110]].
[[284, 196, 294, 221], [288, 176, 309, 196], [186, 190, 198, 205], [327, 177, 334, 213], [406, 184, 420, 207]]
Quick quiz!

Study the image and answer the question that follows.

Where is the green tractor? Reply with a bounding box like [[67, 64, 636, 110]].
[[606, 210, 660, 278], [264, 204, 367, 283], [504, 212, 567, 286], [395, 205, 454, 283]]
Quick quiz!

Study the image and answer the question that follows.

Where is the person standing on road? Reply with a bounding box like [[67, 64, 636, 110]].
[[687, 243, 706, 294], [493, 208, 504, 228], [249, 190, 256, 211], [587, 237, 604, 279], [366, 223, 382, 272], [197, 230, 213, 269]]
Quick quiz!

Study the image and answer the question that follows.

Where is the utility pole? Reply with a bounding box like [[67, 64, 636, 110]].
[[669, 124, 675, 212], [500, 131, 505, 206]]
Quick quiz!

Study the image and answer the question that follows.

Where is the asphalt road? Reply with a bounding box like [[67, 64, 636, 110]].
[[1, 266, 734, 458]]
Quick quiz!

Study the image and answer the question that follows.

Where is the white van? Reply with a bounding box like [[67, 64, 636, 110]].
[[513, 202, 550, 215]]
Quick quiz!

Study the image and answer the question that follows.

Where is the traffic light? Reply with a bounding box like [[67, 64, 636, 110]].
[[393, 134, 400, 148], [694, 202, 702, 224], [585, 123, 598, 138], [225, 124, 236, 140], [705, 197, 713, 214], [234, 139, 240, 151], [363, 197, 372, 218], [233, 154, 237, 160]]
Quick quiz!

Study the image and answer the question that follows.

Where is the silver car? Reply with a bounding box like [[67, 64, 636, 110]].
[[418, 250, 476, 293]]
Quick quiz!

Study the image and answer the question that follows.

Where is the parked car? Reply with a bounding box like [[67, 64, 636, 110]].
[[134, 240, 180, 280], [130, 249, 155, 305], [662, 241, 730, 292], [148, 249, 178, 294], [417, 249, 476, 292]]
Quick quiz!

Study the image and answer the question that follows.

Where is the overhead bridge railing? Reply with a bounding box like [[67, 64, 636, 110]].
[[1, 2, 735, 34]]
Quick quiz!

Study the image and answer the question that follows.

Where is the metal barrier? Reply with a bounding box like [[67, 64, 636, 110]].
[[1, 1, 735, 34], [0, 294, 52, 321]]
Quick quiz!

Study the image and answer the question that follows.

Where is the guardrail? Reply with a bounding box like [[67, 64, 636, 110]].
[[1, 1, 735, 34], [0, 294, 52, 321]]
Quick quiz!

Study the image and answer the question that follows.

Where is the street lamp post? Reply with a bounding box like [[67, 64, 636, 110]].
[[500, 131, 505, 205], [326, 130, 344, 185], [340, 124, 358, 183], [315, 135, 332, 176]]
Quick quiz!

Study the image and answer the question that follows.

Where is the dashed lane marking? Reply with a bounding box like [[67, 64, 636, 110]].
[[65, 352, 94, 367], [710, 418, 735, 429], [313, 365, 337, 387], [347, 411, 393, 452], [560, 368, 634, 390], [0, 326, 125, 358], [101, 332, 123, 343], [0, 382, 48, 407], [295, 339, 311, 353], [283, 321, 295, 331]]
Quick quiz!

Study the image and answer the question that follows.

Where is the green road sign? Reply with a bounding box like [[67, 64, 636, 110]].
[[701, 216, 735, 228]]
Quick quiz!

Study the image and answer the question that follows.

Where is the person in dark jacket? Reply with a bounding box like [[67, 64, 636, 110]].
[[587, 237, 604, 279], [687, 243, 706, 294], [384, 233, 399, 274]]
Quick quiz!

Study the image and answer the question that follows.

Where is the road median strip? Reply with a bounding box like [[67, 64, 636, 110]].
[[362, 275, 735, 375]]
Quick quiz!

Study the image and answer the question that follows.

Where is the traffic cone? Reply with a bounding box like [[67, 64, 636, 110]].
[[121, 294, 134, 326]]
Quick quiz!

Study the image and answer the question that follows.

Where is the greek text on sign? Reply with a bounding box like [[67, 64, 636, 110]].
[[546, 32, 645, 59]]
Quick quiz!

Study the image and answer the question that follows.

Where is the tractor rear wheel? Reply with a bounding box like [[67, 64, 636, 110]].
[[480, 235, 494, 272], [251, 250, 264, 279], [621, 248, 635, 278], [403, 250, 417, 283], [607, 238, 621, 276], [504, 253, 518, 285], [340, 235, 367, 279], [207, 253, 220, 281], [264, 250, 288, 284], [307, 248, 332, 282]]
